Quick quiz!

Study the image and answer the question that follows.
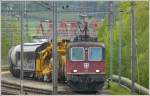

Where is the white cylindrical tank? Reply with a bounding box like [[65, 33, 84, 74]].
[[8, 42, 45, 69], [8, 45, 20, 66]]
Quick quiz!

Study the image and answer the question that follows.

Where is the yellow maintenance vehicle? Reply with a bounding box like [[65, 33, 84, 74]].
[[9, 39, 70, 81], [35, 39, 69, 81]]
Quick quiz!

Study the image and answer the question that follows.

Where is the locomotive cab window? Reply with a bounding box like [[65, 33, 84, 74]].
[[88, 47, 102, 61], [71, 47, 84, 61]]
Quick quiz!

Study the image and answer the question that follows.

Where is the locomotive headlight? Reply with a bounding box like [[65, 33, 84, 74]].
[[96, 69, 100, 72], [73, 70, 78, 72]]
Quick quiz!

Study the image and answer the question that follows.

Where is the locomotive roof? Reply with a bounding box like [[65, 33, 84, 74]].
[[69, 42, 105, 48]]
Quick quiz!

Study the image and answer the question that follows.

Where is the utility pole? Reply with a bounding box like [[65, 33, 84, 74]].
[[20, 1, 24, 94], [7, 4, 13, 47], [48, 2, 52, 42], [130, 1, 135, 94], [9, 4, 13, 46], [109, 1, 113, 80], [118, 9, 123, 85], [52, 1, 58, 95], [25, 1, 28, 41]]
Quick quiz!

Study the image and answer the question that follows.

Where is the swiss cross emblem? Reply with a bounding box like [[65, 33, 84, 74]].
[[84, 63, 89, 69]]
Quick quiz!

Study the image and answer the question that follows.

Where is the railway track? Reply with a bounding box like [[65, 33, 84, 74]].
[[2, 71, 139, 95], [1, 71, 113, 95], [1, 81, 101, 95], [1, 71, 73, 95], [1, 81, 78, 95], [2, 80, 113, 95], [2, 81, 52, 95]]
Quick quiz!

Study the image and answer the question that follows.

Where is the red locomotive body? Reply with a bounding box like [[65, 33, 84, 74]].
[[65, 39, 105, 91], [66, 42, 105, 74]]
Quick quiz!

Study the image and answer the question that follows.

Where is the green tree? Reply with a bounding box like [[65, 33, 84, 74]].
[[97, 1, 149, 88], [1, 16, 31, 68]]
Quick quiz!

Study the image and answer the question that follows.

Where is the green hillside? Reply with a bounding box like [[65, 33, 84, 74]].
[[1, 16, 31, 67], [97, 1, 149, 88]]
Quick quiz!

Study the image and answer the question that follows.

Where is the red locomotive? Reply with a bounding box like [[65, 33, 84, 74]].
[[65, 35, 105, 91]]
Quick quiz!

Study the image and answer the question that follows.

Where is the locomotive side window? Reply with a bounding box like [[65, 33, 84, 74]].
[[71, 47, 84, 61], [88, 47, 102, 61]]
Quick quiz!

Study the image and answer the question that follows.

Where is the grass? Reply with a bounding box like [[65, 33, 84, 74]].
[[1, 68, 9, 72], [104, 81, 131, 95]]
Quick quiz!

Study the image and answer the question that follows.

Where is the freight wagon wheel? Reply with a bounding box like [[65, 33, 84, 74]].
[[9, 63, 15, 76], [9, 60, 18, 77], [9, 61, 13, 73], [33, 73, 37, 80], [8, 47, 16, 77], [11, 67, 20, 78], [15, 69, 20, 78]]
